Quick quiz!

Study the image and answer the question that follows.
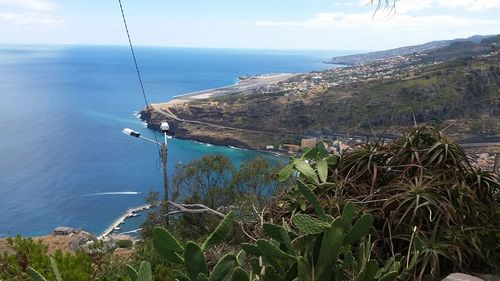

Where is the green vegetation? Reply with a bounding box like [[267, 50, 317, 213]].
[[0, 237, 93, 280], [2, 127, 499, 280], [146, 203, 413, 281], [162, 155, 280, 239], [168, 54, 499, 141], [282, 127, 499, 279], [116, 240, 134, 249]]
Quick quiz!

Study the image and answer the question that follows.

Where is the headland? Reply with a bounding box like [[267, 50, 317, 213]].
[[164, 73, 298, 105]]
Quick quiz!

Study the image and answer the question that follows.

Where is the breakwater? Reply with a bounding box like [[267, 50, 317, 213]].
[[98, 204, 152, 240]]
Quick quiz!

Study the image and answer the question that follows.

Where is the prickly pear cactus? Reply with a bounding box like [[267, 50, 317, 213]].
[[146, 210, 238, 281], [239, 198, 407, 281]]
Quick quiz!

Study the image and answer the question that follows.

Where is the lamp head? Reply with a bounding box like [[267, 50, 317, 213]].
[[122, 128, 140, 137], [160, 121, 169, 132]]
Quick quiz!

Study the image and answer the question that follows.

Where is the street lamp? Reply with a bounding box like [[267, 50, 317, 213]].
[[159, 121, 170, 225], [122, 121, 170, 225]]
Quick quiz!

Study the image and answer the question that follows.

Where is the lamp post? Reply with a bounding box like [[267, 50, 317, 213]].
[[122, 121, 170, 225], [159, 122, 169, 225]]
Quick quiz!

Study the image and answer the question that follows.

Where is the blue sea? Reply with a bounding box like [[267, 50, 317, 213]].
[[0, 45, 350, 237]]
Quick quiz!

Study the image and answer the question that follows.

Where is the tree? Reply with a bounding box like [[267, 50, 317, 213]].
[[231, 157, 279, 199], [169, 154, 236, 238], [172, 154, 235, 208]]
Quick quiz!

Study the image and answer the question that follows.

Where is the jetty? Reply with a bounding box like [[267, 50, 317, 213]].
[[98, 204, 152, 240]]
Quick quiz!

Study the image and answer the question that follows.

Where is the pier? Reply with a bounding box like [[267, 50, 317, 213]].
[[98, 204, 152, 240]]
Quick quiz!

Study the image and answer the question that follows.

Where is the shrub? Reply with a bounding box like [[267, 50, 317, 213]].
[[277, 126, 500, 279], [115, 240, 133, 249]]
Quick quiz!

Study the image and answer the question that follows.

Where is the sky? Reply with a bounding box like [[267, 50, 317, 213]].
[[0, 0, 499, 50]]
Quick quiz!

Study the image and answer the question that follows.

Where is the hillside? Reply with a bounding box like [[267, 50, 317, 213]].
[[144, 43, 500, 149], [329, 34, 494, 65], [419, 35, 500, 62]]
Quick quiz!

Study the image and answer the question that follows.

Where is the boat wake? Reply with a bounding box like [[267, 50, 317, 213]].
[[83, 191, 142, 197]]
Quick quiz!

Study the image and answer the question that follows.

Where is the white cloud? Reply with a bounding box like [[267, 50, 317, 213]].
[[436, 0, 500, 11], [358, 0, 500, 13], [0, 12, 63, 28], [0, 0, 63, 30], [0, 0, 59, 12], [254, 21, 275, 26], [254, 12, 499, 30], [333, 1, 358, 7], [254, 0, 500, 32], [392, 0, 433, 13]]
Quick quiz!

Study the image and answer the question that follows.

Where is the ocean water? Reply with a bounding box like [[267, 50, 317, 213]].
[[0, 45, 350, 237]]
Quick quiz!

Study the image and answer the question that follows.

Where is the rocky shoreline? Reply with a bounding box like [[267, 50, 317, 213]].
[[139, 108, 291, 150], [139, 73, 303, 150]]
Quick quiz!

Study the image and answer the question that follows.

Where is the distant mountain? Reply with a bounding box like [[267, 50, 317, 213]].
[[329, 35, 496, 65], [418, 35, 499, 62], [481, 35, 500, 45]]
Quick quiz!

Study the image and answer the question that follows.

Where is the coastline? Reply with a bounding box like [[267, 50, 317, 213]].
[[1, 45, 368, 242], [163, 73, 298, 106], [139, 72, 303, 150]]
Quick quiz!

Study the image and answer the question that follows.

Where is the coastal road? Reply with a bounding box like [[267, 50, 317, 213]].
[[150, 104, 293, 136], [151, 104, 500, 149], [70, 236, 85, 252], [459, 142, 500, 148]]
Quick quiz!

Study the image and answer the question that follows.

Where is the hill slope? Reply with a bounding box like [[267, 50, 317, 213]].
[[329, 34, 494, 65], [145, 42, 500, 149]]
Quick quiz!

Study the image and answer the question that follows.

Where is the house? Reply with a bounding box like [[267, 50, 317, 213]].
[[282, 144, 301, 152], [301, 138, 317, 148], [53, 227, 74, 236]]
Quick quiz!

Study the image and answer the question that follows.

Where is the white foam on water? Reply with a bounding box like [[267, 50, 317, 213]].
[[83, 191, 142, 196], [229, 145, 249, 151]]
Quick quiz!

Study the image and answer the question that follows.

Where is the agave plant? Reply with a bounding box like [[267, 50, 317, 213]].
[[387, 127, 470, 177], [277, 126, 500, 279], [338, 142, 390, 192], [382, 171, 451, 232], [464, 166, 500, 201]]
